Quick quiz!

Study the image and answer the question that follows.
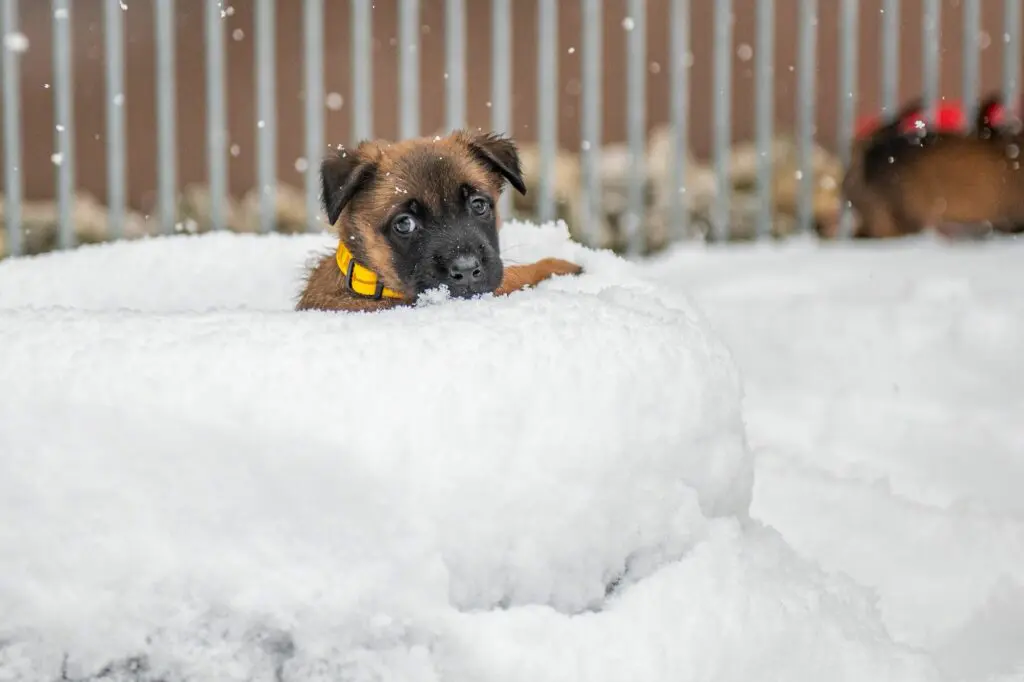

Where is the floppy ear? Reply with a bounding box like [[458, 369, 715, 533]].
[[465, 131, 527, 196], [975, 92, 1004, 132], [320, 147, 377, 225]]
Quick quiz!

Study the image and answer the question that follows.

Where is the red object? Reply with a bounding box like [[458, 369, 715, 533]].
[[854, 99, 1009, 139]]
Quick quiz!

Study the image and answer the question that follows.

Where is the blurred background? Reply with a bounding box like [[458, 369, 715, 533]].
[[0, 0, 1021, 257]]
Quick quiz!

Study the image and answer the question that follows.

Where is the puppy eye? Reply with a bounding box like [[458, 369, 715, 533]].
[[391, 214, 417, 235], [469, 196, 491, 216]]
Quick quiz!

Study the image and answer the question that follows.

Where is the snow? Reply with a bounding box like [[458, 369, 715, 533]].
[[647, 235, 1024, 682], [0, 219, 1003, 681]]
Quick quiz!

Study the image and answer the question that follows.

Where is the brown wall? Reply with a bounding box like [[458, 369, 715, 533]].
[[0, 0, 1019, 212]]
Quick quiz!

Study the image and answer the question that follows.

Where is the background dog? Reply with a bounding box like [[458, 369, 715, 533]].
[[841, 94, 1024, 239], [296, 130, 582, 312]]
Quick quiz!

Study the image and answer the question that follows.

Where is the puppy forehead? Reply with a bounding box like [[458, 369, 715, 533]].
[[375, 141, 494, 211]]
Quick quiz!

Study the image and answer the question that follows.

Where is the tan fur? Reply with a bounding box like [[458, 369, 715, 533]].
[[842, 98, 1024, 239], [296, 131, 582, 312], [894, 139, 1024, 228]]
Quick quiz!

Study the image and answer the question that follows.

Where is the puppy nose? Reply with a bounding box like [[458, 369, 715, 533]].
[[448, 254, 484, 283]]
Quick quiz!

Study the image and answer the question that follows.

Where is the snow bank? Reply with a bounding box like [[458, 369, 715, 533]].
[[0, 222, 934, 680], [646, 236, 1024, 682]]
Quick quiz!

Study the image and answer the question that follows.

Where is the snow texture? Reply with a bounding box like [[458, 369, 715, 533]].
[[648, 234, 1024, 682], [0, 221, 938, 681]]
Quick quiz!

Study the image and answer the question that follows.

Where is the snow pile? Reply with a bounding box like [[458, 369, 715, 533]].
[[647, 236, 1024, 682], [0, 222, 935, 681]]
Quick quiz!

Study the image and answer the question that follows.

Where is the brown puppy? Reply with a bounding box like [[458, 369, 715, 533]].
[[296, 130, 583, 312], [842, 97, 1024, 239]]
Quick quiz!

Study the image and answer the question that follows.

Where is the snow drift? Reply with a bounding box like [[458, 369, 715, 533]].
[[0, 221, 935, 680], [647, 237, 1024, 682]]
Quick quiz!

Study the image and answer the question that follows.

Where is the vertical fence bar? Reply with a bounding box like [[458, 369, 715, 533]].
[[836, 0, 858, 239], [256, 0, 276, 234], [155, 0, 176, 235], [351, 0, 373, 141], [922, 0, 940, 124], [625, 0, 646, 256], [53, 0, 75, 249], [669, 0, 689, 241], [304, 0, 324, 231], [445, 0, 466, 131], [581, 0, 602, 247], [2, 0, 23, 256], [206, 0, 228, 231], [1003, 0, 1021, 116], [796, 0, 817, 236], [491, 0, 512, 218], [754, 0, 774, 240], [399, 0, 420, 139], [104, 0, 126, 240], [881, 0, 899, 116], [962, 0, 980, 127], [711, 0, 732, 242], [536, 0, 557, 223]]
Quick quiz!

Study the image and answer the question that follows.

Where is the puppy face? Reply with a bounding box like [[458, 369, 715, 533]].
[[320, 130, 527, 299]]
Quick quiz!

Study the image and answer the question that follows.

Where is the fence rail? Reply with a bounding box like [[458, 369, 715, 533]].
[[1, 0, 1023, 259]]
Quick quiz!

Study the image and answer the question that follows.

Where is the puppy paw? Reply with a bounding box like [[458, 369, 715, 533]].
[[496, 258, 583, 295], [536, 257, 584, 278]]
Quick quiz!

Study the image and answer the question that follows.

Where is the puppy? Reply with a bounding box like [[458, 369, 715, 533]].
[[842, 97, 1024, 238], [296, 130, 583, 312]]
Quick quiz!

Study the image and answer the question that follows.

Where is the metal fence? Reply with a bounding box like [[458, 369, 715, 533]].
[[1, 0, 1023, 259]]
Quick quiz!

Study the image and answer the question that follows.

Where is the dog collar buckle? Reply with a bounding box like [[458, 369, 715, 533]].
[[337, 242, 403, 301]]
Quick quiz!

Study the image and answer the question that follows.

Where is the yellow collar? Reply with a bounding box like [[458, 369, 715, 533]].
[[335, 241, 405, 300]]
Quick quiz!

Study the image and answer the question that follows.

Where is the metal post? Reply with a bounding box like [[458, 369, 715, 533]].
[[625, 0, 647, 255], [711, 0, 732, 241], [2, 0, 24, 256], [53, 0, 76, 248], [536, 0, 558, 223], [581, 0, 602, 247], [399, 0, 420, 139], [304, 0, 325, 231], [155, 0, 177, 235], [256, 0, 277, 234], [755, 0, 774, 240], [206, 0, 228, 231]]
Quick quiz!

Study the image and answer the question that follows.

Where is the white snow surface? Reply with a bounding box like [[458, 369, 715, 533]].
[[647, 235, 1024, 682], [0, 221, 943, 681]]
